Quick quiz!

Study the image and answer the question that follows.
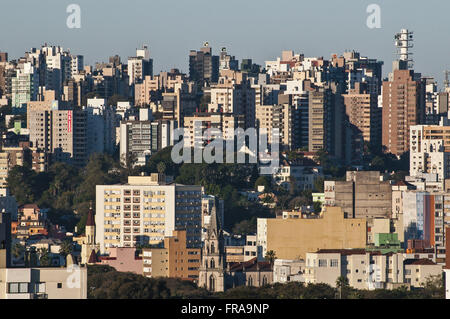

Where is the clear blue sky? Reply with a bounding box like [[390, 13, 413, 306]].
[[1, 0, 449, 86]]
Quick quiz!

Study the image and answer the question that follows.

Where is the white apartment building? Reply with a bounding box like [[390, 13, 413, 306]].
[[119, 117, 176, 167], [269, 158, 323, 191], [410, 124, 450, 181], [273, 259, 305, 283], [304, 249, 442, 290], [11, 62, 39, 112], [128, 46, 153, 85], [96, 174, 203, 254], [85, 98, 116, 155]]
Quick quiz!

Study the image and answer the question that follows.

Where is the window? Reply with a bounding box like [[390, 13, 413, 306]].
[[36, 283, 46, 293], [330, 259, 339, 267], [318, 259, 327, 267], [57, 283, 63, 289], [8, 282, 29, 294]]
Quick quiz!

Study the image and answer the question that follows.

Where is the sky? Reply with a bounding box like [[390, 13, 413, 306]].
[[1, 0, 449, 87]]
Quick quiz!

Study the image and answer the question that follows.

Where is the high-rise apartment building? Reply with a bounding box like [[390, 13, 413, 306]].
[[208, 83, 256, 128], [256, 104, 295, 151], [120, 110, 176, 167], [308, 86, 344, 159], [85, 98, 116, 155], [0, 142, 47, 188], [343, 82, 381, 148], [189, 42, 219, 88], [11, 62, 39, 113], [28, 101, 87, 166], [183, 113, 245, 149], [95, 174, 203, 254], [219, 47, 238, 71], [382, 68, 425, 156], [128, 45, 153, 86]]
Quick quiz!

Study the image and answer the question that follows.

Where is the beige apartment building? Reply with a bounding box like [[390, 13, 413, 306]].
[[0, 143, 47, 188], [183, 113, 245, 149], [255, 104, 292, 150], [257, 206, 366, 260], [308, 86, 344, 160], [28, 102, 87, 166], [324, 171, 392, 219], [142, 230, 201, 281], [0, 266, 87, 299], [95, 174, 203, 254]]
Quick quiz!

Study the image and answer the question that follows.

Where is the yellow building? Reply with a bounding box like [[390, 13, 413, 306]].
[[257, 206, 367, 260], [142, 230, 201, 281]]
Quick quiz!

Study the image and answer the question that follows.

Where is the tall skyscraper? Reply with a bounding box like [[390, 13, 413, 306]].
[[382, 29, 425, 156]]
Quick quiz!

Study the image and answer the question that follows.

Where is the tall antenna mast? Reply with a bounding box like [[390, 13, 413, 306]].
[[444, 70, 450, 89], [394, 29, 414, 69]]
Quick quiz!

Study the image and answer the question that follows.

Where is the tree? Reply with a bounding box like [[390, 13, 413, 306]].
[[12, 243, 25, 260], [38, 248, 52, 267], [59, 240, 74, 259], [26, 247, 39, 267], [336, 276, 350, 299], [107, 94, 129, 107], [157, 161, 166, 175], [288, 196, 309, 209], [421, 274, 445, 299], [254, 176, 270, 192], [232, 219, 256, 235], [264, 250, 277, 267], [313, 201, 322, 214], [314, 177, 325, 193]]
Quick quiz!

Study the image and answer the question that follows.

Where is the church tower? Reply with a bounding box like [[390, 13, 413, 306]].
[[198, 203, 226, 292], [85, 203, 95, 245], [81, 203, 99, 265]]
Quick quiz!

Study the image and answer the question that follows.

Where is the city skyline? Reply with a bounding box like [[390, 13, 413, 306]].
[[1, 0, 449, 86]]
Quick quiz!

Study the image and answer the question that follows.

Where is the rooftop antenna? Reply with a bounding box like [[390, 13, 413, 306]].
[[444, 70, 450, 89], [394, 29, 414, 69]]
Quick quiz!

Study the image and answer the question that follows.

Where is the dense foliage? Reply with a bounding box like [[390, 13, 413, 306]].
[[87, 266, 445, 299], [88, 265, 210, 299], [7, 153, 123, 233]]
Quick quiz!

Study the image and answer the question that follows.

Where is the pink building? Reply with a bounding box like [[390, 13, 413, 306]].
[[98, 247, 143, 275]]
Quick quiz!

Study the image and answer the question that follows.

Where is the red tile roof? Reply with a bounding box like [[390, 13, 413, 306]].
[[404, 258, 437, 266], [229, 257, 272, 272]]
